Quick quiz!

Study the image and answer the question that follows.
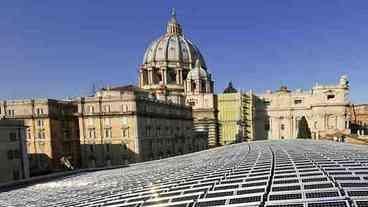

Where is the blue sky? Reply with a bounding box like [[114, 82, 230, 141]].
[[1, 1, 367, 103]]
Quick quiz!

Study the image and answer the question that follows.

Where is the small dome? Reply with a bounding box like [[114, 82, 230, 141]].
[[187, 59, 210, 80], [223, 82, 237, 93], [142, 10, 207, 69]]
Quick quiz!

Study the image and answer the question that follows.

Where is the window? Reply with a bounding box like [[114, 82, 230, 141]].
[[27, 129, 31, 139], [13, 150, 20, 159], [294, 99, 302, 104], [37, 130, 46, 139], [37, 119, 44, 127], [281, 124, 285, 130], [89, 106, 95, 113], [36, 108, 44, 115], [122, 128, 129, 137], [88, 128, 96, 138], [327, 94, 335, 100], [104, 128, 112, 138], [146, 126, 151, 136], [8, 109, 15, 117], [264, 100, 271, 106], [9, 132, 17, 141], [7, 150, 13, 160], [201, 81, 206, 92]]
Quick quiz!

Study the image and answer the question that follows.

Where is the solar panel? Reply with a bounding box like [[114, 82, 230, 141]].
[[2, 140, 368, 207]]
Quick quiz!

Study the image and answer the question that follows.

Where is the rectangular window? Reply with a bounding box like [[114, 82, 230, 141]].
[[122, 128, 129, 137], [327, 94, 335, 100], [281, 124, 285, 130], [294, 99, 302, 104], [157, 127, 161, 136], [7, 150, 13, 160], [36, 108, 44, 115], [27, 129, 31, 139], [89, 106, 95, 113], [88, 128, 96, 138], [13, 150, 20, 159], [265, 122, 270, 131], [37, 130, 46, 139], [37, 119, 44, 127], [8, 109, 15, 117], [9, 132, 17, 141], [146, 126, 151, 136]]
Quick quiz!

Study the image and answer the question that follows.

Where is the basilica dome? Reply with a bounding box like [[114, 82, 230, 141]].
[[142, 10, 207, 69]]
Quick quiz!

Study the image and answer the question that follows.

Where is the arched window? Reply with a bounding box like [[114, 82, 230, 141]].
[[191, 81, 196, 93], [201, 81, 206, 92], [167, 68, 176, 84]]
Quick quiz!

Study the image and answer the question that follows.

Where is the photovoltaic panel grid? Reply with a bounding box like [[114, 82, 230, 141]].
[[2, 140, 368, 207]]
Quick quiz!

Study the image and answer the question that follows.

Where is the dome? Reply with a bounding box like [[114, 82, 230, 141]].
[[187, 59, 211, 80], [223, 82, 238, 93], [142, 10, 207, 69]]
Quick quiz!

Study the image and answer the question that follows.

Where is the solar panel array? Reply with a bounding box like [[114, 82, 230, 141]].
[[1, 140, 368, 207]]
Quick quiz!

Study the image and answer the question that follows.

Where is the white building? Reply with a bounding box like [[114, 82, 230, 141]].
[[254, 75, 350, 140]]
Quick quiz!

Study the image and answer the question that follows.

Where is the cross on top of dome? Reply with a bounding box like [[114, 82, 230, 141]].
[[171, 8, 176, 18]]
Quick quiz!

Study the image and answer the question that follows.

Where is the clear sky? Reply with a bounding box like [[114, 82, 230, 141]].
[[1, 1, 367, 103]]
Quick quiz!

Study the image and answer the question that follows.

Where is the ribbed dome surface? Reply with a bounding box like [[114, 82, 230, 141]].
[[143, 35, 207, 69], [187, 59, 210, 80], [142, 11, 206, 69]]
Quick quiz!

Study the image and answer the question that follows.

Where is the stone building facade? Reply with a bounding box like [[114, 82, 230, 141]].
[[0, 99, 80, 175], [76, 85, 207, 168], [217, 83, 255, 145], [139, 10, 219, 147], [254, 75, 351, 140], [349, 104, 368, 136], [0, 120, 29, 183]]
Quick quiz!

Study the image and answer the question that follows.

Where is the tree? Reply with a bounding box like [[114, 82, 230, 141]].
[[297, 116, 312, 139]]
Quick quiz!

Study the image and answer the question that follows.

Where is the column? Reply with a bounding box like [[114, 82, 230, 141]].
[[160, 69, 165, 85], [206, 81, 211, 93], [179, 69, 183, 84], [148, 69, 153, 85], [163, 68, 167, 84], [139, 70, 144, 87], [176, 69, 180, 84]]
